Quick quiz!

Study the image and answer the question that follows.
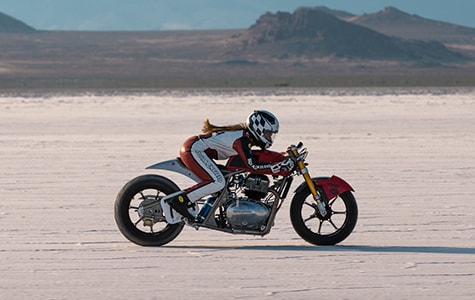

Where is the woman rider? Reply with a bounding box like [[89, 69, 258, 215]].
[[161, 110, 293, 224]]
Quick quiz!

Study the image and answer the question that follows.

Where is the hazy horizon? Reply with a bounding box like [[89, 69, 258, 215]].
[[2, 0, 475, 31]]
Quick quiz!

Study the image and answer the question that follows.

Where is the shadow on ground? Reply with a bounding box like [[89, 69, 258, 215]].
[[165, 244, 475, 254]]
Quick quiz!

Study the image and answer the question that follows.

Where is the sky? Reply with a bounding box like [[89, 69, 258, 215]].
[[2, 0, 474, 31]]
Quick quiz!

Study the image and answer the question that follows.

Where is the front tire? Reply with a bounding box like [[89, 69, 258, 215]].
[[114, 174, 184, 246], [290, 188, 358, 246]]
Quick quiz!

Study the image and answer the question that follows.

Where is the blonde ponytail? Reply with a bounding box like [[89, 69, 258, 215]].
[[202, 118, 246, 134]]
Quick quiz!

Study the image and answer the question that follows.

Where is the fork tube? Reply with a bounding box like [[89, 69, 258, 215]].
[[298, 161, 319, 198], [291, 145, 328, 217], [291, 148, 319, 198]]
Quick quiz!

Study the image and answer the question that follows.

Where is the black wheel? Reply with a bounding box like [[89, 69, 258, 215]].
[[114, 174, 184, 246], [290, 188, 358, 246]]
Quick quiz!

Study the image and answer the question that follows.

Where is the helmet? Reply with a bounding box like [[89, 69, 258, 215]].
[[245, 110, 279, 149]]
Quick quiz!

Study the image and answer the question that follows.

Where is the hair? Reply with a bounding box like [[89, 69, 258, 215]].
[[202, 118, 247, 134]]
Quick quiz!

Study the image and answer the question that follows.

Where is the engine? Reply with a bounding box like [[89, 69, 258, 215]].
[[225, 174, 271, 230]]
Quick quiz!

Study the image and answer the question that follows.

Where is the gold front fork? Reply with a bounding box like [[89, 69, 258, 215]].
[[291, 147, 328, 217]]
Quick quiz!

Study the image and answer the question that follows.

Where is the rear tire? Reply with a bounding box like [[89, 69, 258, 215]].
[[114, 174, 184, 246], [290, 188, 358, 246]]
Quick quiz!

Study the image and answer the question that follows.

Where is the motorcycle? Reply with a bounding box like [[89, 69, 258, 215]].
[[114, 142, 358, 246]]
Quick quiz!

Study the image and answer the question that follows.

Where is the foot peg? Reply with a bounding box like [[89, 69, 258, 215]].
[[166, 192, 195, 221]]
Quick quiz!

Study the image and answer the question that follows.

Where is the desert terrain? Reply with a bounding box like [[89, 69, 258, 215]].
[[2, 7, 475, 88], [1, 87, 474, 299]]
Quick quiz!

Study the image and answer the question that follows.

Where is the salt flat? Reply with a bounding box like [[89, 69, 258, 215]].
[[1, 88, 474, 299]]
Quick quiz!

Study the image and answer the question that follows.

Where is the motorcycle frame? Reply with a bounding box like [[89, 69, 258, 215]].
[[199, 171, 292, 235], [147, 159, 293, 236], [146, 143, 354, 235]]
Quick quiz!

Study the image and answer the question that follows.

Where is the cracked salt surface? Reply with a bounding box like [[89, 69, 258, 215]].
[[1, 88, 474, 299]]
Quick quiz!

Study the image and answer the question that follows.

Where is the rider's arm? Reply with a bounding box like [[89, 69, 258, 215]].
[[233, 136, 280, 172]]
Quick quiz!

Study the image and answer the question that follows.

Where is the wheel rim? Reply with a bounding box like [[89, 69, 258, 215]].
[[301, 196, 348, 236], [126, 187, 171, 235]]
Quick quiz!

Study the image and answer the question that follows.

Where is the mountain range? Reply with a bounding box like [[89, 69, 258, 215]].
[[1, 6, 475, 87], [231, 7, 466, 62], [0, 11, 35, 33], [348, 7, 475, 46]]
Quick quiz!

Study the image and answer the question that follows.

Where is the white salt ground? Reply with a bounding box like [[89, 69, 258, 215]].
[[1, 88, 474, 299]]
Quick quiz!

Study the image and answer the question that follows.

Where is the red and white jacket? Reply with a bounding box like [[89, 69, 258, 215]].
[[181, 130, 277, 172]]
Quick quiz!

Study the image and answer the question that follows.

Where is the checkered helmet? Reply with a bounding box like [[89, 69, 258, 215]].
[[245, 110, 279, 149]]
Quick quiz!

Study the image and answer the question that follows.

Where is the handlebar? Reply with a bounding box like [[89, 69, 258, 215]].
[[286, 142, 308, 162], [286, 142, 302, 154]]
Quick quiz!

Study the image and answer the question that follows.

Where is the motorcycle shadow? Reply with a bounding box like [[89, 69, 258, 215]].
[[166, 244, 475, 255]]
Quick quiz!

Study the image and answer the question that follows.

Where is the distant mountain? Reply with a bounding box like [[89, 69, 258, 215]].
[[307, 6, 355, 20], [329, 6, 475, 46], [232, 8, 466, 62], [1, 7, 474, 88], [0, 11, 36, 33]]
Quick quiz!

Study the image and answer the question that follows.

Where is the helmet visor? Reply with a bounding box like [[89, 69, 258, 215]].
[[263, 130, 277, 144]]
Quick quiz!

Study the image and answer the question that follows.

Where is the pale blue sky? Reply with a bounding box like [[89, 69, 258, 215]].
[[2, 0, 474, 30]]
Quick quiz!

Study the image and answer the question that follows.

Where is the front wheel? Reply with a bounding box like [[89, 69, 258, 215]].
[[114, 174, 184, 246], [290, 188, 358, 246]]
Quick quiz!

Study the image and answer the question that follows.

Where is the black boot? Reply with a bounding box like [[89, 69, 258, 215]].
[[165, 192, 195, 221]]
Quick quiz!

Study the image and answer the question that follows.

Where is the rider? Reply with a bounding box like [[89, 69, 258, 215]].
[[161, 110, 293, 223]]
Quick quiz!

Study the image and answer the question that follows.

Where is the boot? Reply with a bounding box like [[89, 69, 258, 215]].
[[165, 191, 196, 221]]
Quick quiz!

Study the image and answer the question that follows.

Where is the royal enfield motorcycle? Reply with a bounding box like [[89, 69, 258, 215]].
[[114, 142, 358, 246]]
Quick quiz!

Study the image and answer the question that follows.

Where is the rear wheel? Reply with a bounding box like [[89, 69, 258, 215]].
[[114, 174, 184, 246], [290, 188, 357, 246]]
